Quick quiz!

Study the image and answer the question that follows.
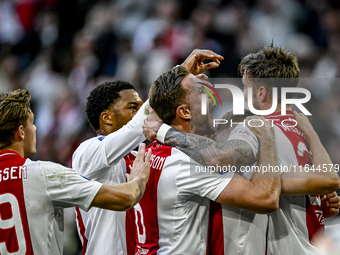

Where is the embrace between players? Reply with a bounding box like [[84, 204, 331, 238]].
[[0, 47, 339, 255]]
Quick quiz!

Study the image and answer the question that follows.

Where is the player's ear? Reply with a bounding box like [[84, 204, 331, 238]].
[[176, 104, 191, 120], [258, 86, 267, 102], [101, 110, 114, 126], [15, 125, 25, 140]]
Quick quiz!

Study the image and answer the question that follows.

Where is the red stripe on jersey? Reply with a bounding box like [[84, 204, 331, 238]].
[[266, 111, 324, 243], [0, 151, 34, 254], [207, 201, 224, 255], [133, 142, 172, 255], [124, 153, 137, 255], [75, 207, 88, 255], [266, 111, 312, 167], [306, 195, 325, 243], [124, 153, 135, 176], [126, 208, 136, 255]]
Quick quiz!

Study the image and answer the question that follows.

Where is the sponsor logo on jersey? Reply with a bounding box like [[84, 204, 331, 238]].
[[135, 245, 149, 255], [98, 136, 105, 141]]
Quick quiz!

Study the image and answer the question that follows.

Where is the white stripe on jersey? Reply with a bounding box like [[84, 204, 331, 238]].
[[135, 143, 234, 255]]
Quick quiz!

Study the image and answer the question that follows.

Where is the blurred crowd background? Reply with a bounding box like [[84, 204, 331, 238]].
[[1, 0, 340, 254]]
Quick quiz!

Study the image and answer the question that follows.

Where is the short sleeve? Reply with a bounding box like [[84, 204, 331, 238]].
[[174, 149, 235, 201], [39, 161, 103, 211], [227, 123, 259, 160]]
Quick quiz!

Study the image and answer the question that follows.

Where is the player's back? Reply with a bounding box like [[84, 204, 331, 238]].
[[0, 150, 101, 255], [133, 141, 233, 255]]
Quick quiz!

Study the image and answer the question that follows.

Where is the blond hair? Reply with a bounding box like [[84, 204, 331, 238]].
[[0, 89, 31, 149], [239, 46, 299, 100]]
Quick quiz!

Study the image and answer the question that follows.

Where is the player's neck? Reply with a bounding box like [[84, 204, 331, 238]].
[[171, 122, 190, 134], [274, 104, 292, 113], [260, 103, 292, 113], [0, 143, 24, 157], [97, 130, 108, 136], [97, 127, 118, 136]]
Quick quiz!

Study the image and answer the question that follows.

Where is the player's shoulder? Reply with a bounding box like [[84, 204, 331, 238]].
[[28, 159, 70, 173], [73, 136, 104, 159], [24, 158, 44, 170], [76, 136, 103, 150], [24, 159, 74, 183], [148, 141, 189, 159]]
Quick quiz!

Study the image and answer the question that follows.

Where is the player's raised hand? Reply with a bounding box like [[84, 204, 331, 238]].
[[127, 143, 151, 183], [143, 105, 163, 141], [181, 49, 224, 75], [245, 116, 275, 141], [321, 191, 340, 218]]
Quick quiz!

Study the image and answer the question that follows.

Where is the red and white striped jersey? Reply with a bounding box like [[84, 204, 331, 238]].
[[208, 111, 323, 255], [132, 141, 234, 255], [72, 100, 148, 255], [0, 150, 102, 255]]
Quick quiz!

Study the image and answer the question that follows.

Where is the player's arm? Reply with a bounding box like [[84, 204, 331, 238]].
[[97, 99, 149, 166], [143, 106, 255, 167], [91, 143, 151, 211], [100, 49, 223, 165], [215, 117, 281, 214], [280, 112, 340, 196], [72, 98, 149, 179], [74, 49, 223, 175]]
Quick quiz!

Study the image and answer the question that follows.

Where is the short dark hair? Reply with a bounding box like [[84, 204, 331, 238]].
[[0, 89, 31, 149], [86, 81, 135, 130], [149, 66, 190, 125], [239, 46, 299, 100]]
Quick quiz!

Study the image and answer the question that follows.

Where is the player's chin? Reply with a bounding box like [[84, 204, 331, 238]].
[[24, 149, 36, 158], [30, 147, 37, 156]]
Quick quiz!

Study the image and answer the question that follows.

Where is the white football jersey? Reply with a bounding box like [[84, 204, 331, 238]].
[[0, 150, 102, 255], [72, 100, 148, 255], [221, 111, 323, 255], [132, 141, 234, 255]]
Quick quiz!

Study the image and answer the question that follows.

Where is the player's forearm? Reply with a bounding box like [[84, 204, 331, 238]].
[[308, 132, 338, 177], [217, 173, 279, 214], [281, 173, 339, 196], [254, 135, 279, 174], [163, 127, 255, 167], [281, 115, 340, 195], [127, 176, 147, 204], [163, 127, 214, 165], [250, 136, 280, 211], [307, 133, 339, 192], [295, 132, 339, 194], [118, 176, 147, 209], [91, 177, 146, 211]]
